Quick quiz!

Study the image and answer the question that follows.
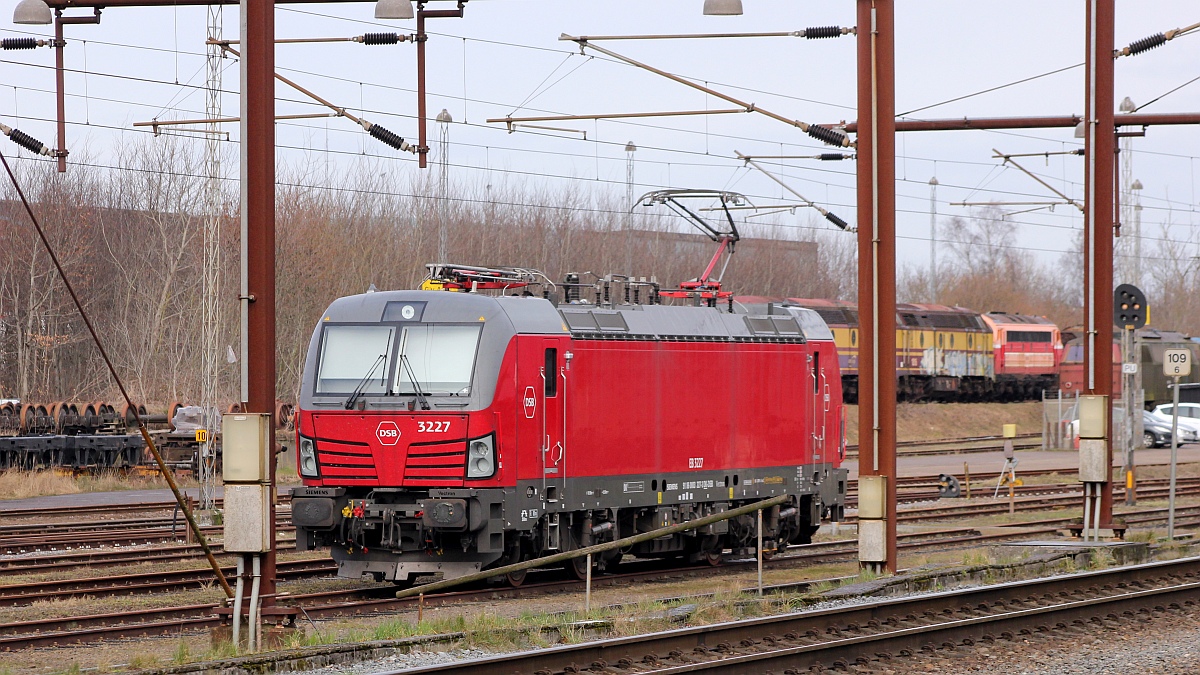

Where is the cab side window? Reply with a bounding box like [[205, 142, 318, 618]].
[[544, 348, 558, 397]]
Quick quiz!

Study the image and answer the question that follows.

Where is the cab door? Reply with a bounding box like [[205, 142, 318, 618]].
[[516, 338, 568, 506], [817, 348, 832, 460], [540, 339, 568, 505]]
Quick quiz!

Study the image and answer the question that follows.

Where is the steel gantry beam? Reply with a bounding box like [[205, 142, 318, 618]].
[[835, 112, 1200, 133], [20, 0, 462, 170], [855, 0, 897, 575]]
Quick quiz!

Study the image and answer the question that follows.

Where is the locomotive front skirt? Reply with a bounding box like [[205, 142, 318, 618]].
[[290, 290, 848, 585]]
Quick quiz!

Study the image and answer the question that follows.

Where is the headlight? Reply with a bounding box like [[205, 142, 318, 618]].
[[466, 436, 495, 479], [298, 436, 319, 478]]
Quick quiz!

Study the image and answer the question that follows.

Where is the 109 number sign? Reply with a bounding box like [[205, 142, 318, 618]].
[[1164, 349, 1192, 377]]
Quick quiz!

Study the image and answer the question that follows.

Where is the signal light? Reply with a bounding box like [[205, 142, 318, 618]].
[[1114, 283, 1148, 329]]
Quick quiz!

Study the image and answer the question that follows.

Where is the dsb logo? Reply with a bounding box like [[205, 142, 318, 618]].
[[523, 386, 536, 419], [376, 421, 401, 446]]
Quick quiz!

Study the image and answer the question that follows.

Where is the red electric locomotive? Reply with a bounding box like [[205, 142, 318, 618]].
[[289, 269, 848, 586]]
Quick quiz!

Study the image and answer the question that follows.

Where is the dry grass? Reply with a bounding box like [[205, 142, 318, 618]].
[[845, 401, 1044, 445], [0, 470, 83, 500], [0, 469, 200, 500]]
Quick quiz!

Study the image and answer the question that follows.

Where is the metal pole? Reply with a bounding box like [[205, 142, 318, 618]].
[[585, 552, 592, 612], [1083, 0, 1116, 529], [1133, 183, 1143, 287], [242, 0, 277, 604], [200, 0, 223, 513], [1169, 375, 1180, 538], [1124, 328, 1136, 505], [625, 141, 636, 276], [416, 9, 428, 168], [928, 177, 937, 303], [856, 0, 897, 575], [756, 508, 763, 596], [53, 13, 67, 172]]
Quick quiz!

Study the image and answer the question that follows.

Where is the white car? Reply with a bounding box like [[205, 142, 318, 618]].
[[1151, 403, 1200, 440]]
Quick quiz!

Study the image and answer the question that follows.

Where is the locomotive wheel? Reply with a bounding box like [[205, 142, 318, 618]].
[[600, 551, 623, 573], [563, 555, 590, 581], [19, 404, 36, 434], [0, 404, 14, 435], [704, 549, 723, 567], [506, 565, 528, 587], [51, 401, 67, 433], [168, 401, 183, 430], [275, 401, 294, 429], [121, 403, 137, 430], [504, 547, 528, 587]]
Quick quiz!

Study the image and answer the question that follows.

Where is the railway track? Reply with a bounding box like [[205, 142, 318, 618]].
[[3, 475, 1197, 574], [400, 555, 1200, 675], [0, 467, 1196, 651], [0, 526, 1045, 650], [6, 509, 1200, 653], [0, 557, 335, 607], [844, 432, 1043, 459]]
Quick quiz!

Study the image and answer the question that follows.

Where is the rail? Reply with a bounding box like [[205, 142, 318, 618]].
[[394, 554, 1200, 674]]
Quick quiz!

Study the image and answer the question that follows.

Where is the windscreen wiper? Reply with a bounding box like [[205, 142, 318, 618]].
[[344, 354, 387, 410], [399, 354, 432, 411]]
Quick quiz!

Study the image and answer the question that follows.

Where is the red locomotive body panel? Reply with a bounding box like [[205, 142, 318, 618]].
[[981, 313, 1060, 377], [1059, 342, 1123, 396], [291, 290, 848, 585], [298, 334, 843, 493]]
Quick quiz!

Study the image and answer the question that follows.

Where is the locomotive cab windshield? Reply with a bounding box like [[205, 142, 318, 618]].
[[314, 322, 483, 402]]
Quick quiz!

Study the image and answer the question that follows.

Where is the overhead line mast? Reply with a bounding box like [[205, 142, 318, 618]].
[[199, 0, 223, 513]]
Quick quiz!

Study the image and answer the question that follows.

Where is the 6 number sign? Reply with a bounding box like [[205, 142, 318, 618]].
[[1164, 349, 1192, 378]]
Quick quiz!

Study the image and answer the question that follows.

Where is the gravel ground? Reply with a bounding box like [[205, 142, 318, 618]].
[[280, 648, 494, 674], [846, 603, 1200, 674]]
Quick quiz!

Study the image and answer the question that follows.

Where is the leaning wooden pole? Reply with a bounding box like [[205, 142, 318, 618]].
[[396, 494, 789, 599]]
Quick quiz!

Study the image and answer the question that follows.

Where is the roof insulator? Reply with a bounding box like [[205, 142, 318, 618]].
[[1125, 33, 1167, 56], [366, 123, 415, 153], [804, 26, 843, 39], [824, 211, 850, 231], [2, 38, 39, 50], [1, 123, 52, 156], [806, 124, 848, 147], [360, 32, 401, 45]]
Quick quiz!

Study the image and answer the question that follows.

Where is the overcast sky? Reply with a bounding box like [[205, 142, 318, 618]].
[[2, 1, 1198, 284]]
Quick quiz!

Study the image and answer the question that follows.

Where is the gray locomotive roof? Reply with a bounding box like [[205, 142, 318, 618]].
[[320, 290, 561, 335], [319, 290, 833, 341]]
